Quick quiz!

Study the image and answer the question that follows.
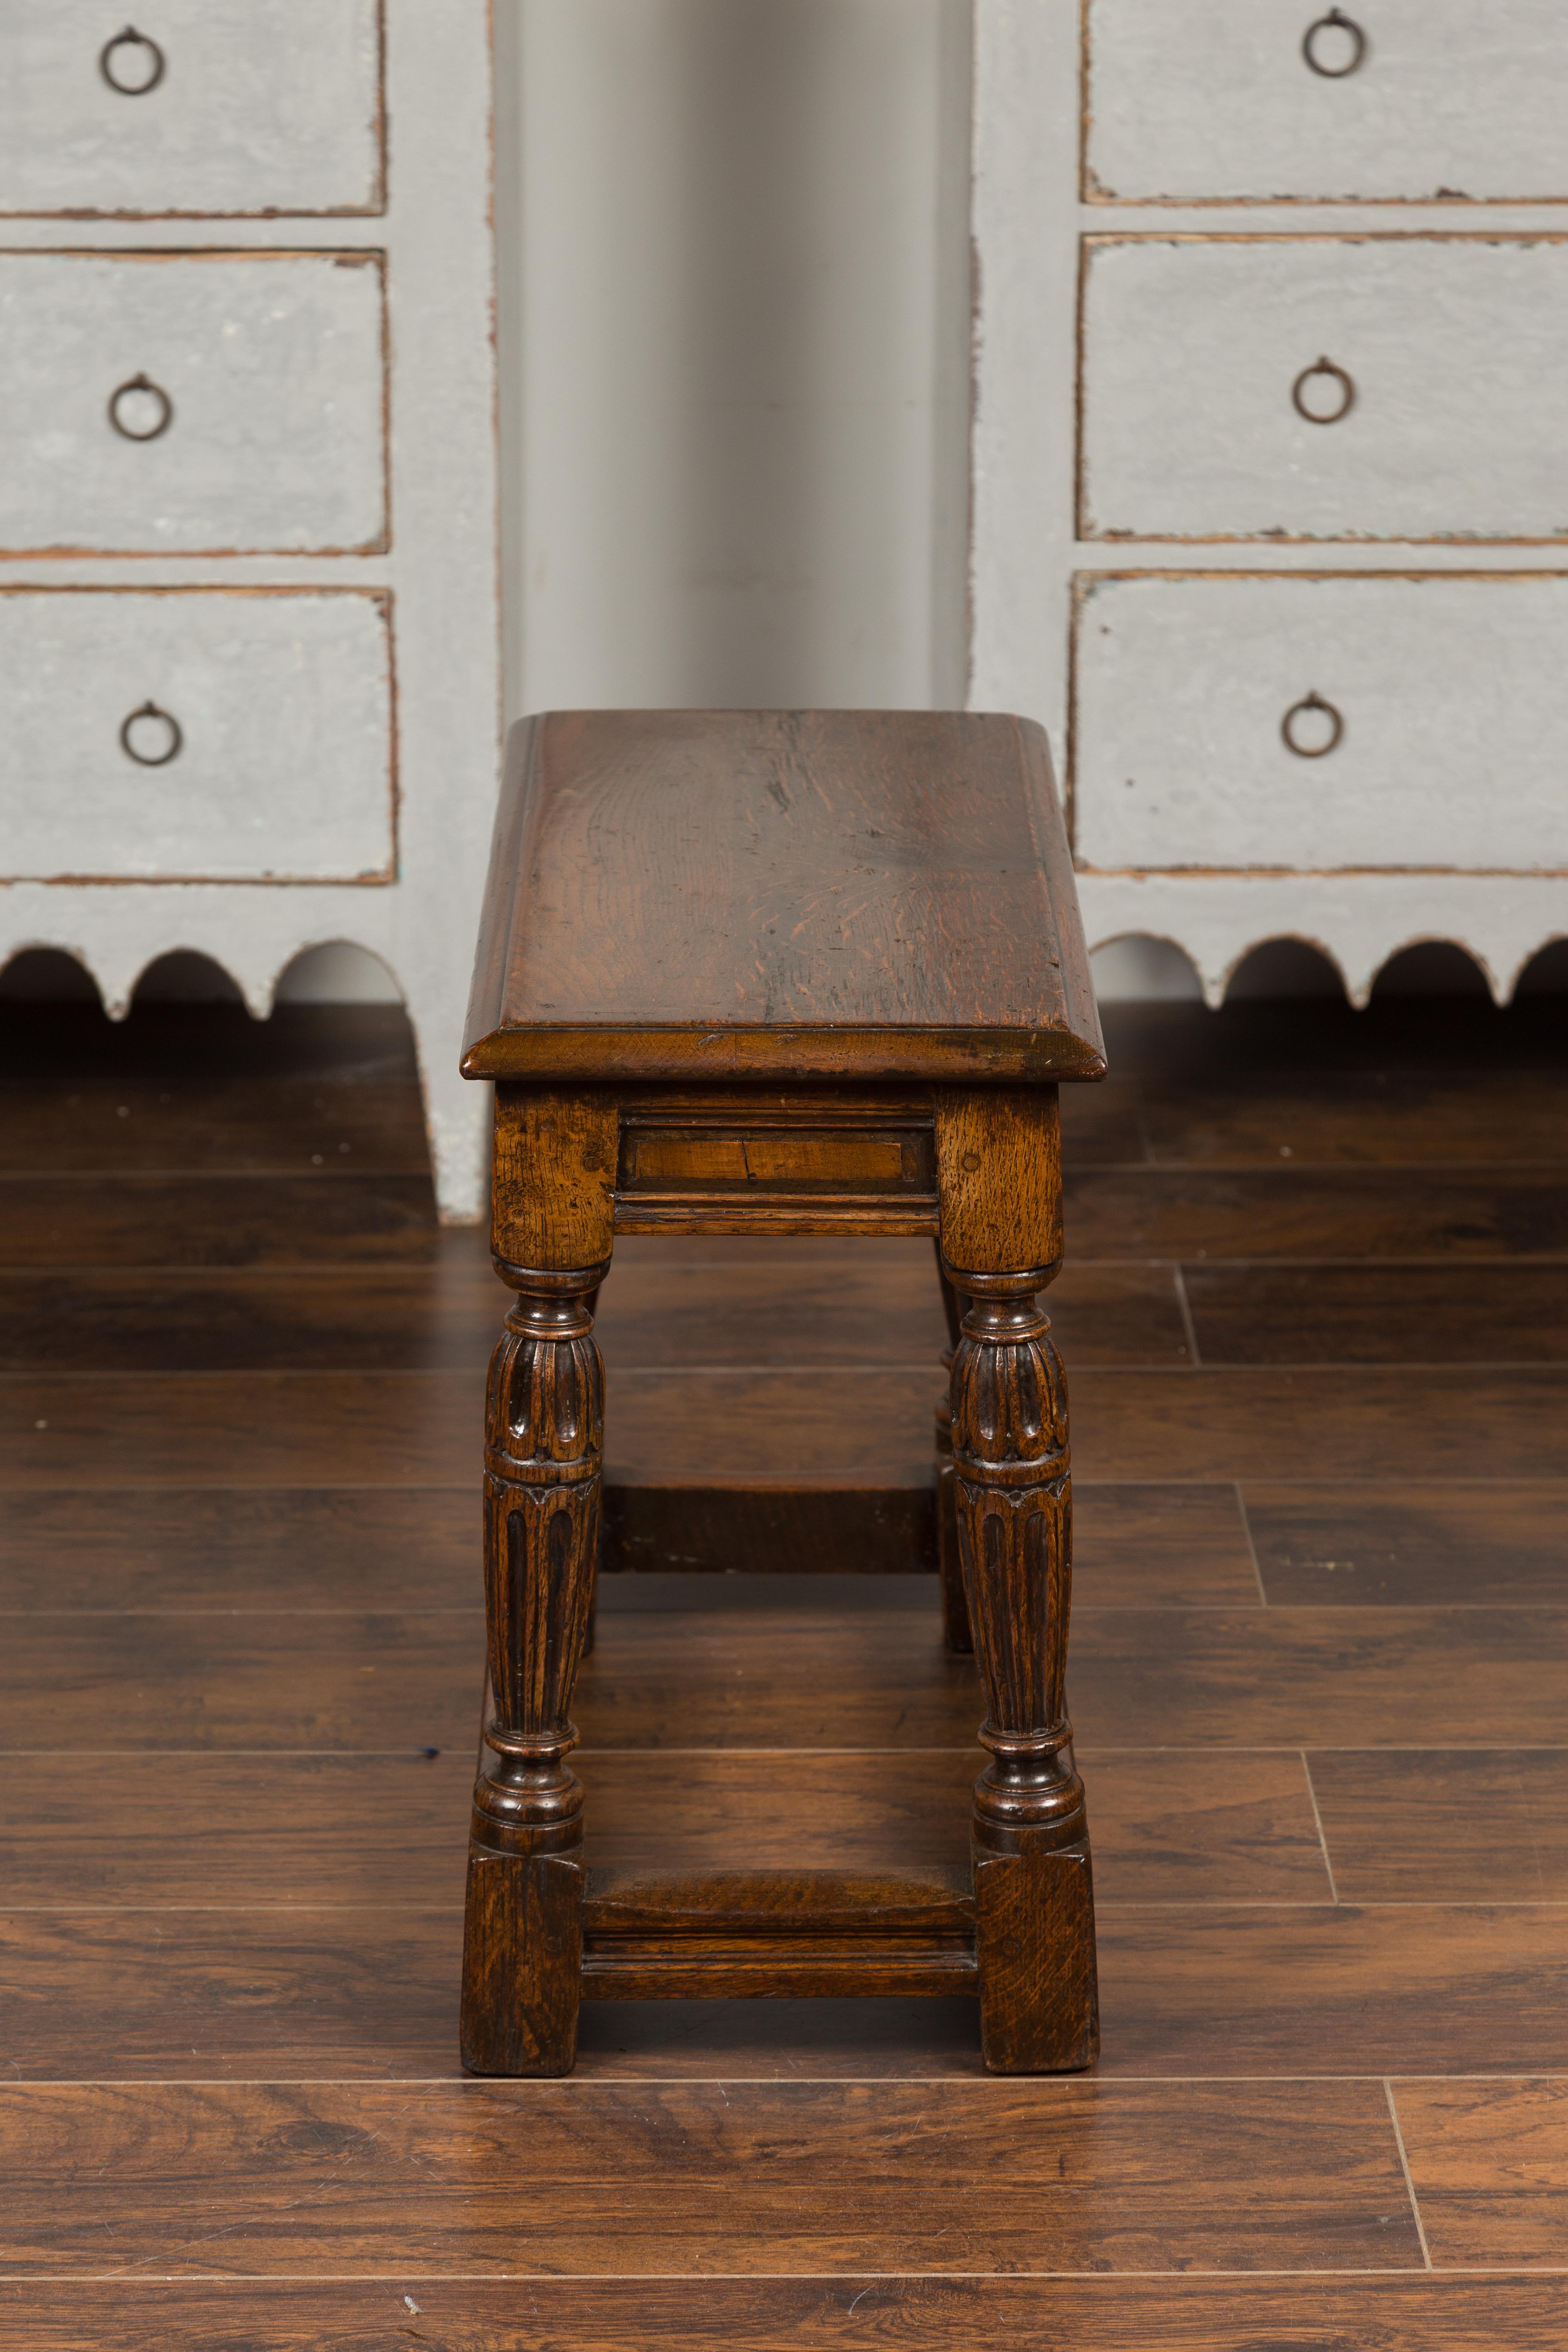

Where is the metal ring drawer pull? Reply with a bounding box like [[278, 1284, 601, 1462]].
[[1302, 8, 1366, 77], [119, 701, 183, 767], [1281, 691, 1343, 759], [108, 373, 173, 442], [1292, 355, 1355, 424], [100, 24, 166, 95]]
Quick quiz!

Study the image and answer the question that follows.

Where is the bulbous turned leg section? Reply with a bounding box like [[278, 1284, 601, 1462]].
[[461, 1262, 607, 2077], [933, 1244, 972, 1654], [946, 1262, 1099, 2074]]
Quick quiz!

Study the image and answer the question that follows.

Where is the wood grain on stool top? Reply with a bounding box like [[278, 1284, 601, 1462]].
[[462, 710, 1105, 1084]]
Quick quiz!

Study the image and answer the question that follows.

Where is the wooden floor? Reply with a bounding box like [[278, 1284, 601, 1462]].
[[2, 989, 1566, 2348]]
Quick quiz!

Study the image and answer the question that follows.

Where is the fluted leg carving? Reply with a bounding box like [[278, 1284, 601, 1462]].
[[946, 1262, 1098, 2073], [933, 1245, 973, 1654], [461, 1261, 607, 2076]]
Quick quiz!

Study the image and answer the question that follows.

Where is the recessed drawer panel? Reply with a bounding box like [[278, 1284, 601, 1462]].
[[0, 252, 386, 556], [1081, 237, 1568, 544], [1071, 573, 1568, 875], [619, 1126, 933, 1194], [1085, 0, 1568, 204], [0, 0, 382, 218], [0, 590, 393, 882], [612, 1108, 940, 1237]]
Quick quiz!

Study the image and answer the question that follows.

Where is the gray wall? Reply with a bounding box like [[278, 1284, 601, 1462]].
[[493, 0, 971, 719]]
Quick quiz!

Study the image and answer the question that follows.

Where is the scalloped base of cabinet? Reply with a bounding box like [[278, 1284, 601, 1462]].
[[1075, 874, 1567, 1011], [0, 879, 492, 1220]]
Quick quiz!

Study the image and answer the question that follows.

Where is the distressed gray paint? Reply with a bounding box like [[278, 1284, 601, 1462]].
[[0, 0, 381, 217], [1073, 573, 1568, 874], [1086, 0, 1568, 206], [0, 252, 386, 553], [1081, 237, 1568, 543], [0, 590, 393, 882]]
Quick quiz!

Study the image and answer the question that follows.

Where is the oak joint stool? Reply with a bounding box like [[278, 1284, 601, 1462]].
[[458, 709, 1106, 2077]]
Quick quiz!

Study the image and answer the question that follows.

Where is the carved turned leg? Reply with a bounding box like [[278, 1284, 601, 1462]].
[[947, 1263, 1098, 2073], [932, 1243, 973, 1654], [460, 1260, 606, 2076]]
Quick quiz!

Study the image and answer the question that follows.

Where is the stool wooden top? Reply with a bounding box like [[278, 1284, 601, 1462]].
[[462, 709, 1104, 1086]]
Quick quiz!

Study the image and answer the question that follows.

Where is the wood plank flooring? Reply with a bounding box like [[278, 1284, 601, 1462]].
[[5, 2275, 1567, 2352], [2, 992, 1566, 2349]]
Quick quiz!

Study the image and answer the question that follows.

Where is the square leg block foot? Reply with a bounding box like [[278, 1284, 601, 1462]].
[[975, 1841, 1099, 2073], [460, 1847, 584, 2077]]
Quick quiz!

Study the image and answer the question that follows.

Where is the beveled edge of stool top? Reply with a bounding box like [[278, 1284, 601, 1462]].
[[462, 709, 1106, 1087]]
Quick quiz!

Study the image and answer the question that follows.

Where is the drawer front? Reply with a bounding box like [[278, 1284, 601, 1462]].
[[0, 252, 386, 556], [1081, 237, 1568, 544], [614, 1104, 939, 1237], [1085, 0, 1568, 204], [620, 1123, 935, 1194], [0, 0, 382, 218], [0, 590, 394, 882], [1071, 573, 1568, 875]]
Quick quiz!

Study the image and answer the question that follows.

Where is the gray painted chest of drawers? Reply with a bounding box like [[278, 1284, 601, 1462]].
[[971, 0, 1568, 1005], [0, 0, 500, 1217]]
